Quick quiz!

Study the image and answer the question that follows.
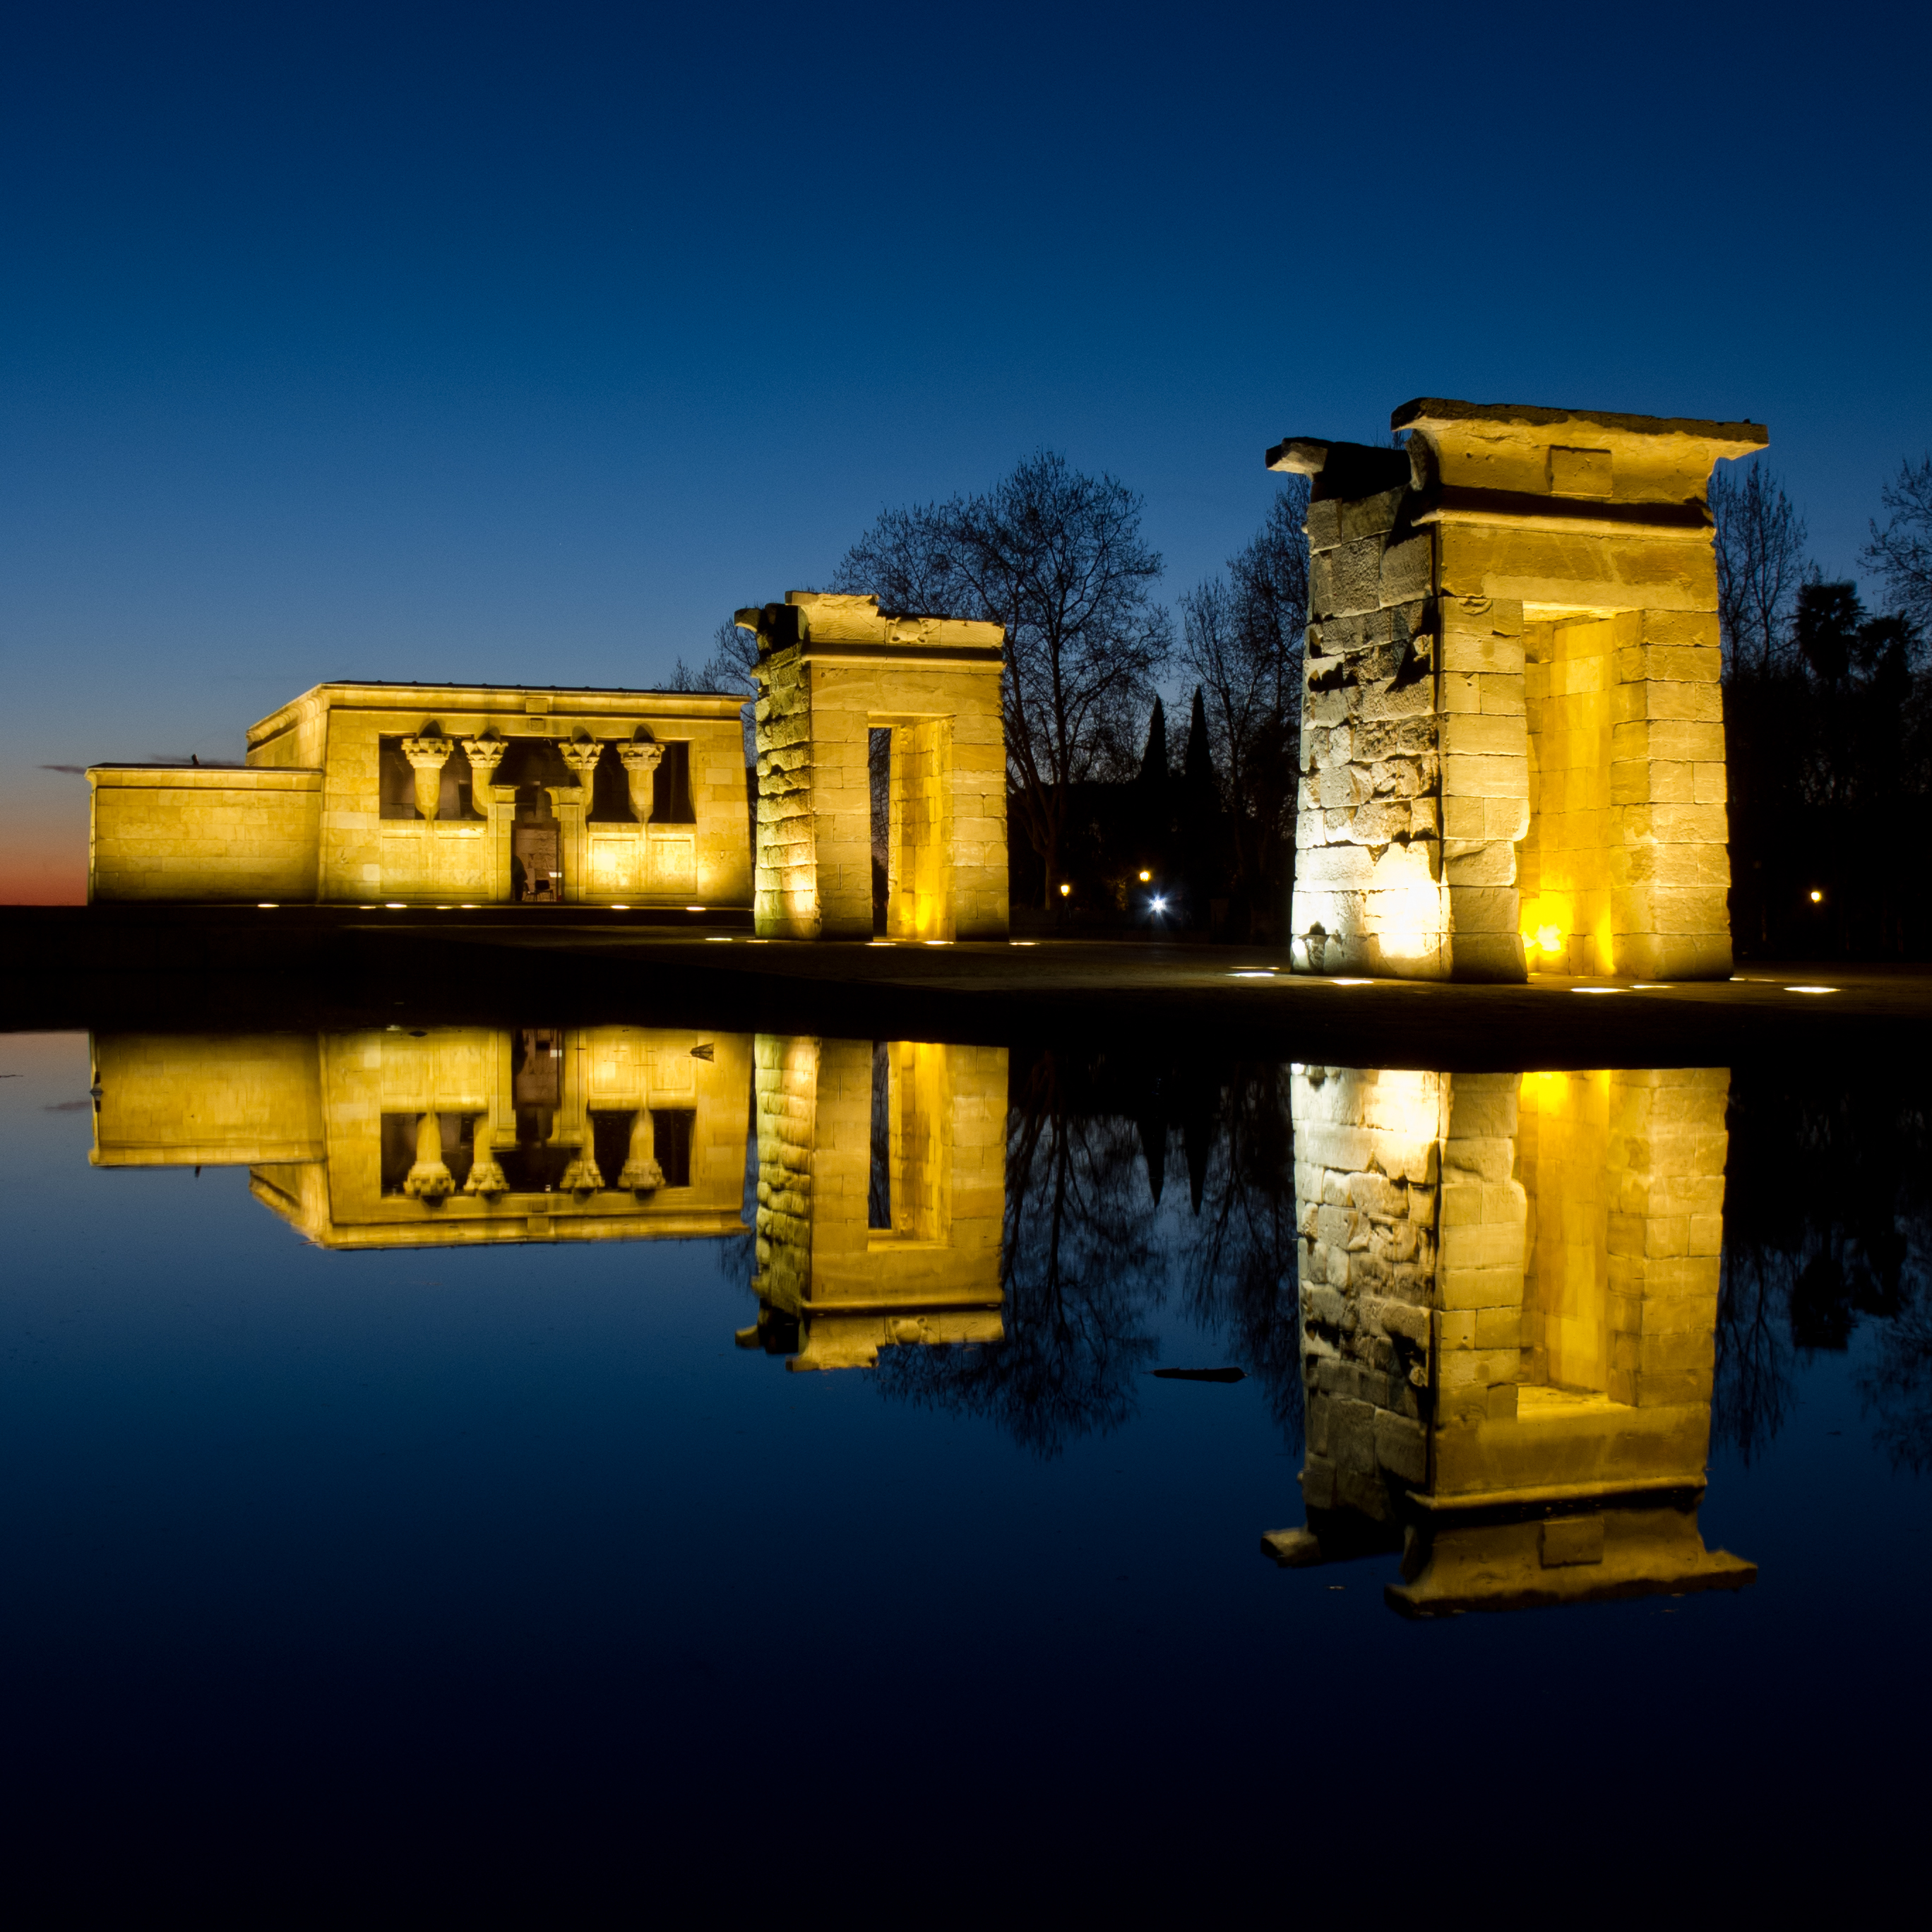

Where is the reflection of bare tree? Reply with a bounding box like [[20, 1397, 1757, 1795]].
[[876, 1053, 1163, 1458], [1859, 1297, 1932, 1472], [1857, 1208, 1932, 1472], [1712, 1249, 1797, 1465], [1719, 1066, 1932, 1461], [1173, 1063, 1304, 1452]]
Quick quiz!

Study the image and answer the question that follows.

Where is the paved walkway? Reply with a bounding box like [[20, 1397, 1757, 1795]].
[[5, 905, 1929, 1066]]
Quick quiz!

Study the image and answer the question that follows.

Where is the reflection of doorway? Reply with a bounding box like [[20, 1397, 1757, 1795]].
[[512, 787, 561, 902]]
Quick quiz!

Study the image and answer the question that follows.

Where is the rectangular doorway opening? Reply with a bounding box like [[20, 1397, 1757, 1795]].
[[881, 717, 954, 941], [869, 728, 890, 935], [1520, 616, 1621, 974]]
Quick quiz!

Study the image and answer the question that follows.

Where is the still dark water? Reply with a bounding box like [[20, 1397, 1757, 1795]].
[[4, 1022, 1929, 1906]]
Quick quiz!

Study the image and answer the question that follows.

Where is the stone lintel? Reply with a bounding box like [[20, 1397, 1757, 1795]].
[[1392, 396, 1767, 453]]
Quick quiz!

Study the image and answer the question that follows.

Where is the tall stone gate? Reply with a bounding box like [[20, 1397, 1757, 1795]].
[[736, 592, 1008, 941], [1275, 399, 1765, 981]]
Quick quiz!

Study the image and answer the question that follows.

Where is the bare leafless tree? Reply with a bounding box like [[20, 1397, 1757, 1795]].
[[664, 620, 759, 762], [1863, 454, 1932, 638], [832, 452, 1171, 905], [1712, 459, 1808, 677], [1178, 482, 1309, 903]]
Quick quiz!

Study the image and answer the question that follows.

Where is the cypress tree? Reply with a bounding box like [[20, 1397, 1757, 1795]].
[[1138, 695, 1169, 785], [1183, 686, 1214, 790]]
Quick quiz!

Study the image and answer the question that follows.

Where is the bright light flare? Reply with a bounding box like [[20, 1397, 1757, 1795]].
[[1784, 985, 1838, 994]]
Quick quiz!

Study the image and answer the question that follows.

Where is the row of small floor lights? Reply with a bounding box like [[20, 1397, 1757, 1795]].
[[245, 906, 1846, 996], [1222, 967, 1841, 995]]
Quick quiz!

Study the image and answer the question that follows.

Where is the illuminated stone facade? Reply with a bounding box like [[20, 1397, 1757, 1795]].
[[739, 1034, 1007, 1368], [1268, 1063, 1751, 1613], [90, 1026, 751, 1248], [88, 681, 751, 908], [1275, 400, 1763, 980], [737, 594, 1009, 941]]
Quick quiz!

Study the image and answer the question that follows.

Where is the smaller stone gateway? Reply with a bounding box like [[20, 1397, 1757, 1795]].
[[1274, 400, 1765, 981], [737, 592, 1009, 941]]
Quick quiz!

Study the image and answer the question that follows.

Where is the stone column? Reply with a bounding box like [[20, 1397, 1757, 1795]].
[[402, 1111, 455, 1199], [618, 1109, 663, 1189], [402, 736, 453, 821], [547, 782, 590, 903], [618, 741, 663, 823]]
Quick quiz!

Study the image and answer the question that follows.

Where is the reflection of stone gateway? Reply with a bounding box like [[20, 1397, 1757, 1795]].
[[1266, 1064, 1754, 1614], [737, 1035, 1008, 1369]]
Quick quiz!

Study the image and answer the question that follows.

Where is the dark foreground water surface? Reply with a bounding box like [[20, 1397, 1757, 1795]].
[[4, 1020, 1929, 1907]]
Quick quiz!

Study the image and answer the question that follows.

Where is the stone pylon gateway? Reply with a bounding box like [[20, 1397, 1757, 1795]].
[[737, 592, 1009, 941], [1274, 399, 1766, 982]]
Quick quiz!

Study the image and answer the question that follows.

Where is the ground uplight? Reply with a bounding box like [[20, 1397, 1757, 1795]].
[[1784, 984, 1838, 994], [1570, 986, 1624, 994]]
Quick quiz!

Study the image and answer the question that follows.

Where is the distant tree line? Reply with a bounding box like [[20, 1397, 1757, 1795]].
[[1719, 451, 1932, 957]]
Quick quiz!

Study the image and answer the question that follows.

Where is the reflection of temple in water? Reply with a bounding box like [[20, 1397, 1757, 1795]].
[[90, 1027, 751, 1248], [1269, 1067, 1755, 1614], [738, 1037, 1006, 1369]]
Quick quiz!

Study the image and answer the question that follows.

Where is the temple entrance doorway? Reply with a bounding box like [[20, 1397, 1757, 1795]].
[[512, 787, 561, 902]]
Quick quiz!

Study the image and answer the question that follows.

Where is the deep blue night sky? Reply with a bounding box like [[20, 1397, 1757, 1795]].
[[3, 0, 1926, 896]]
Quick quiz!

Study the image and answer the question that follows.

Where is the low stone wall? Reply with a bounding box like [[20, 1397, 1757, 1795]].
[[88, 765, 322, 904]]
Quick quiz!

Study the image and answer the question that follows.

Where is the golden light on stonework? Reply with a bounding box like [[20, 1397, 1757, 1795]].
[[1536, 924, 1564, 955]]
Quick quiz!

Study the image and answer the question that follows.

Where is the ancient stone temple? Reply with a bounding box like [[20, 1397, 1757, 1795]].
[[89, 1026, 751, 1248], [737, 593, 1009, 941], [1265, 1064, 1753, 1614], [737, 1034, 1006, 1368], [87, 681, 751, 908], [1275, 400, 1765, 980]]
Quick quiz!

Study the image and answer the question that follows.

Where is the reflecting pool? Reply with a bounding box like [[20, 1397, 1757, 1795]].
[[4, 1021, 1929, 1905]]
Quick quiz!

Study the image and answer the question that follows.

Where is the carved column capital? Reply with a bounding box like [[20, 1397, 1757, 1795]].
[[558, 739, 604, 782], [402, 1110, 455, 1201], [558, 1149, 604, 1195], [460, 734, 507, 780], [617, 741, 664, 823], [401, 736, 453, 821], [463, 1120, 508, 1195]]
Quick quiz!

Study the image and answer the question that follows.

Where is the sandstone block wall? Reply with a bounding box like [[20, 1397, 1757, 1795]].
[[88, 766, 322, 903], [1293, 455, 1450, 978]]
